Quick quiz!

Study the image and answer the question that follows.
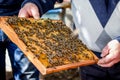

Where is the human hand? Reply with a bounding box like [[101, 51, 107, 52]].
[[97, 40, 120, 67], [18, 3, 40, 19], [63, 0, 70, 2]]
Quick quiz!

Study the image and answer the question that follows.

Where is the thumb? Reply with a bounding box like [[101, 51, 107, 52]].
[[18, 8, 29, 18], [101, 45, 109, 57], [31, 7, 40, 19]]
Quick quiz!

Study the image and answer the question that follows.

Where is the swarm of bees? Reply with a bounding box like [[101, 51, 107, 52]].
[[7, 16, 95, 68]]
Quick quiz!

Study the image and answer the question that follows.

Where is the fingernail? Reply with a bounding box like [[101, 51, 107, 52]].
[[34, 15, 40, 19], [101, 54, 103, 57]]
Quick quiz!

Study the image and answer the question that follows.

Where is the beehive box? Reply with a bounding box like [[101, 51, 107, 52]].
[[0, 16, 98, 75]]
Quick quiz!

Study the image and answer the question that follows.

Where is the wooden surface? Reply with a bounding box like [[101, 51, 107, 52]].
[[0, 16, 98, 75]]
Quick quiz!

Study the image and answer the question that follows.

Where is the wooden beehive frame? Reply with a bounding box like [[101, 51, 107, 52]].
[[0, 16, 98, 75]]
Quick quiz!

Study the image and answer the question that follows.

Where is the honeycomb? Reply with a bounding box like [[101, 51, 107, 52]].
[[6, 16, 95, 68]]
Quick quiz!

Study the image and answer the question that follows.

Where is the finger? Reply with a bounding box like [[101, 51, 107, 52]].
[[98, 51, 115, 64], [98, 59, 119, 67], [18, 9, 29, 18], [101, 46, 109, 57], [31, 7, 40, 19]]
